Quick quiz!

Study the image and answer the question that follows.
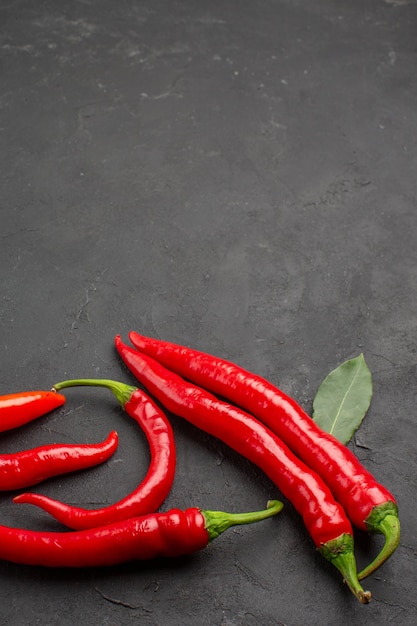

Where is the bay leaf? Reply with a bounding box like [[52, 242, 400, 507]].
[[312, 354, 373, 444]]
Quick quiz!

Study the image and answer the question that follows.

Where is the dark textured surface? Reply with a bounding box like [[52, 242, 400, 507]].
[[1, 0, 416, 624]]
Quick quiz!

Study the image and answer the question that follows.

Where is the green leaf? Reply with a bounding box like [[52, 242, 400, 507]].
[[312, 354, 373, 444]]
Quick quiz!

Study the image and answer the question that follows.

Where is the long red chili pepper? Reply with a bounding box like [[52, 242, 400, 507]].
[[15, 380, 176, 529], [1, 431, 118, 491], [0, 390, 65, 432], [115, 336, 371, 603], [0, 500, 282, 567], [128, 332, 400, 581]]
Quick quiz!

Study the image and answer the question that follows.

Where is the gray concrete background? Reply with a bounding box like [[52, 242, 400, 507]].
[[1, 1, 416, 624]]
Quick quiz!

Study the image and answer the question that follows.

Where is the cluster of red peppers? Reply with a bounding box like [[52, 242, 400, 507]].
[[0, 333, 401, 605]]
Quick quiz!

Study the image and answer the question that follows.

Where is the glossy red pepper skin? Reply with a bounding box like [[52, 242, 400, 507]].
[[0, 508, 208, 567], [1, 431, 118, 491], [115, 336, 370, 603], [0, 391, 65, 432], [128, 332, 400, 580], [15, 385, 176, 529], [0, 500, 283, 567]]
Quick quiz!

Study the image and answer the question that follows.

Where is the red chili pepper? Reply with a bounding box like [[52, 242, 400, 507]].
[[0, 390, 66, 432], [128, 332, 400, 581], [0, 500, 282, 567], [115, 336, 371, 603], [15, 380, 176, 529], [1, 431, 118, 491]]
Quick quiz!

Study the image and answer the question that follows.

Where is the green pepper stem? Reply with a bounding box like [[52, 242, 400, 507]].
[[203, 499, 283, 541], [358, 510, 400, 580], [319, 533, 371, 604], [52, 379, 137, 409]]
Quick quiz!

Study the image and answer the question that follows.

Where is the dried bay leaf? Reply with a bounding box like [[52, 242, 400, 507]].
[[312, 354, 372, 444]]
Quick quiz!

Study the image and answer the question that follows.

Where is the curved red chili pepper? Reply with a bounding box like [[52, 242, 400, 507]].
[[15, 380, 176, 529], [115, 336, 371, 603], [128, 331, 400, 581], [0, 390, 65, 432], [1, 431, 118, 490], [0, 500, 282, 567]]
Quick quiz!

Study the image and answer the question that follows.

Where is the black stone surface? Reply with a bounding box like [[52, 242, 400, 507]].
[[1, 1, 416, 624]]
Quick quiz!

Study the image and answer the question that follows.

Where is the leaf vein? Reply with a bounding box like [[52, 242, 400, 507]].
[[329, 362, 361, 435]]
